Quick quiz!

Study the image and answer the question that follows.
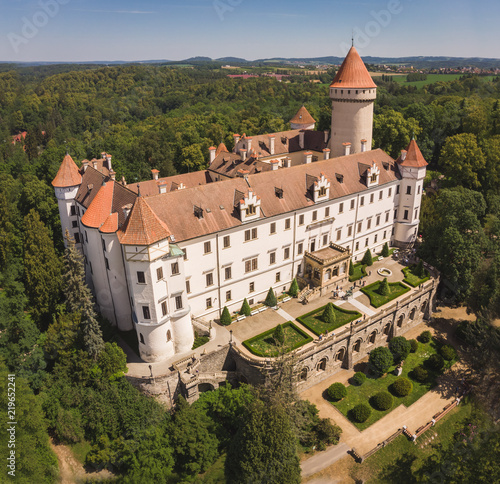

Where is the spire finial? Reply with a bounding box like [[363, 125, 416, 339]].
[[411, 131, 415, 141], [352, 30, 354, 47], [137, 184, 141, 197]]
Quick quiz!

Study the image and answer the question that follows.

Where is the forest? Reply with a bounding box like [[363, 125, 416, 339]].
[[0, 63, 499, 482]]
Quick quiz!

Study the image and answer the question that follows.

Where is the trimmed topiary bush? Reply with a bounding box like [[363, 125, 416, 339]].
[[288, 278, 299, 297], [321, 303, 336, 324], [411, 365, 428, 383], [382, 242, 390, 257], [273, 324, 285, 345], [378, 277, 390, 296], [350, 403, 371, 423], [327, 382, 347, 402], [418, 330, 432, 343], [415, 259, 425, 278], [361, 249, 373, 266], [349, 259, 354, 276], [371, 391, 393, 411], [409, 339, 419, 353], [389, 336, 411, 362], [240, 298, 251, 316], [264, 287, 277, 307], [369, 346, 393, 376], [392, 377, 413, 397], [426, 354, 445, 371], [220, 306, 232, 326], [352, 372, 367, 386], [439, 344, 457, 361]]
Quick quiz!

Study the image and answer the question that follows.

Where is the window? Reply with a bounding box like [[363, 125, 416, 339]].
[[370, 173, 377, 183], [388, 188, 392, 197], [357, 222, 362, 233], [325, 207, 330, 217], [186, 280, 191, 293], [85, 231, 88, 243], [347, 225, 353, 237], [206, 273, 214, 286], [297, 242, 303, 255], [365, 237, 369, 247], [157, 267, 164, 280], [337, 203, 343, 214], [270, 252, 276, 264], [171, 262, 179, 275], [252, 228, 257, 239], [383, 230, 387, 239], [74, 232, 80, 243], [404, 210, 409, 220], [394, 210, 398, 220], [385, 212, 390, 223], [270, 222, 276, 234], [137, 271, 145, 284], [245, 258, 258, 273], [246, 204, 256, 216], [72, 220, 78, 228], [249, 282, 255, 293], [396, 185, 400, 195], [204, 241, 211, 254], [245, 228, 258, 241], [206, 298, 212, 309], [379, 190, 383, 200], [418, 185, 421, 195], [142, 306, 151, 319], [175, 295, 183, 310], [284, 247, 290, 259], [224, 267, 232, 280], [226, 290, 232, 301], [336, 230, 341, 242], [376, 215, 380, 226], [167, 330, 171, 342], [350, 199, 355, 210], [312, 211, 317, 221], [70, 206, 76, 216], [223, 235, 230, 248], [299, 214, 304, 225], [406, 186, 411, 195], [355, 241, 359, 251], [415, 208, 418, 219], [370, 194, 374, 203], [323, 234, 329, 245], [105, 258, 109, 270], [276, 272, 281, 283], [140, 333, 145, 345], [183, 249, 187, 260], [360, 196, 364, 206], [374, 234, 378, 243], [367, 219, 372, 230], [161, 301, 167, 317], [285, 218, 291, 230], [319, 186, 327, 197]]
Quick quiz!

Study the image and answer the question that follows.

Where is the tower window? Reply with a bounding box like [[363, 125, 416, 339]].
[[161, 301, 167, 317], [137, 271, 145, 284], [175, 295, 183, 310], [140, 333, 145, 345], [70, 206, 76, 216], [142, 306, 151, 320], [404, 210, 409, 220], [406, 186, 411, 195], [72, 220, 78, 228], [157, 267, 164, 280]]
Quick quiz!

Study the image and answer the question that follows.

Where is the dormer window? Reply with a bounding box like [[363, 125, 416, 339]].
[[366, 162, 380, 188], [371, 173, 378, 183], [312, 172, 331, 203], [240, 190, 261, 222], [246, 204, 256, 216], [319, 186, 327, 197]]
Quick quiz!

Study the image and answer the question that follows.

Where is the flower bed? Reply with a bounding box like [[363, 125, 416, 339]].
[[296, 304, 361, 336], [361, 281, 410, 308], [402, 265, 430, 287], [242, 322, 313, 357]]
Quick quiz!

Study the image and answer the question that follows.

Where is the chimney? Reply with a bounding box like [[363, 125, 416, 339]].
[[158, 181, 167, 194], [361, 139, 367, 153], [268, 135, 276, 155], [400, 150, 407, 161], [299, 130, 305, 149], [283, 157, 291, 168], [92, 160, 98, 169], [233, 133, 241, 146], [101, 151, 107, 160], [106, 154, 112, 171], [109, 169, 116, 181], [240, 149, 247, 162], [122, 204, 132, 219], [246, 137, 253, 152], [343, 142, 351, 156], [324, 130, 330, 144], [209, 146, 216, 164], [82, 159, 89, 172], [304, 151, 313, 164], [151, 169, 159, 181], [270, 160, 279, 171], [323, 148, 331, 160]]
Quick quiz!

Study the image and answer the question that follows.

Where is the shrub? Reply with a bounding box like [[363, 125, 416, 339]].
[[288, 278, 299, 297], [409, 339, 418, 353], [415, 260, 425, 278], [240, 298, 251, 316], [382, 242, 390, 257], [371, 391, 393, 411], [321, 303, 336, 324], [315, 418, 342, 445], [264, 287, 277, 307], [220, 306, 232, 326], [361, 249, 373, 266], [389, 336, 411, 362], [369, 346, 393, 375], [349, 259, 354, 276], [378, 277, 390, 296], [426, 354, 445, 371], [411, 365, 428, 383], [351, 372, 367, 386], [392, 377, 413, 397], [418, 330, 432, 343], [440, 344, 457, 361], [350, 403, 371, 423], [273, 324, 285, 345], [327, 382, 347, 402]]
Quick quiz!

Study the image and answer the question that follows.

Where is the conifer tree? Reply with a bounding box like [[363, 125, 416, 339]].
[[415, 259, 425, 278], [349, 259, 354, 276], [382, 242, 390, 257], [322, 302, 336, 324], [240, 298, 251, 316], [288, 278, 299, 297], [361, 249, 373, 266], [264, 287, 277, 307], [273, 324, 285, 345], [63, 231, 104, 360], [220, 306, 232, 326], [378, 277, 390, 296]]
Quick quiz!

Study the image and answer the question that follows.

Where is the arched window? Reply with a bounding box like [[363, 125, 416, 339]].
[[397, 315, 404, 327], [369, 331, 376, 344], [410, 308, 416, 320], [139, 333, 145, 345], [421, 300, 428, 313], [335, 348, 345, 362], [325, 269, 331, 280], [317, 358, 327, 371], [353, 339, 361, 353], [383, 323, 391, 335], [299, 368, 308, 381], [166, 330, 172, 342]]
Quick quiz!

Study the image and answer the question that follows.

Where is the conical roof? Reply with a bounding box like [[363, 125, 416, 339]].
[[330, 46, 377, 89], [118, 196, 170, 246], [216, 143, 229, 157], [81, 180, 115, 229], [397, 138, 428, 168], [290, 106, 316, 125], [51, 154, 82, 187]]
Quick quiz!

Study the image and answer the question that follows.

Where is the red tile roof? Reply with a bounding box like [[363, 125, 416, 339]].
[[397, 139, 428, 168], [330, 46, 377, 89], [100, 212, 119, 233], [81, 180, 115, 229], [290, 106, 316, 125], [51, 154, 82, 188], [216, 142, 229, 157], [118, 196, 170, 246]]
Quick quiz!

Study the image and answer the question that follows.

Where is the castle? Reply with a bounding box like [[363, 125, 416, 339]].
[[52, 47, 427, 363]]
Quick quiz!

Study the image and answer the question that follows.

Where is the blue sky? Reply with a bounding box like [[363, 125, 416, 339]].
[[1, 0, 499, 62]]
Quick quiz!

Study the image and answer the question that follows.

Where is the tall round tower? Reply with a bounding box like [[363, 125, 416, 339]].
[[329, 46, 377, 157]]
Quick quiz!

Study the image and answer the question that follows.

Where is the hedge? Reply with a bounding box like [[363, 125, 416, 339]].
[[297, 304, 361, 336]]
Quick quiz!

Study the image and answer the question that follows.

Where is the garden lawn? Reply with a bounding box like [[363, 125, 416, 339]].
[[332, 340, 455, 430], [349, 263, 367, 282], [361, 281, 410, 308], [297, 305, 361, 336], [402, 265, 431, 287], [243, 322, 312, 357]]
